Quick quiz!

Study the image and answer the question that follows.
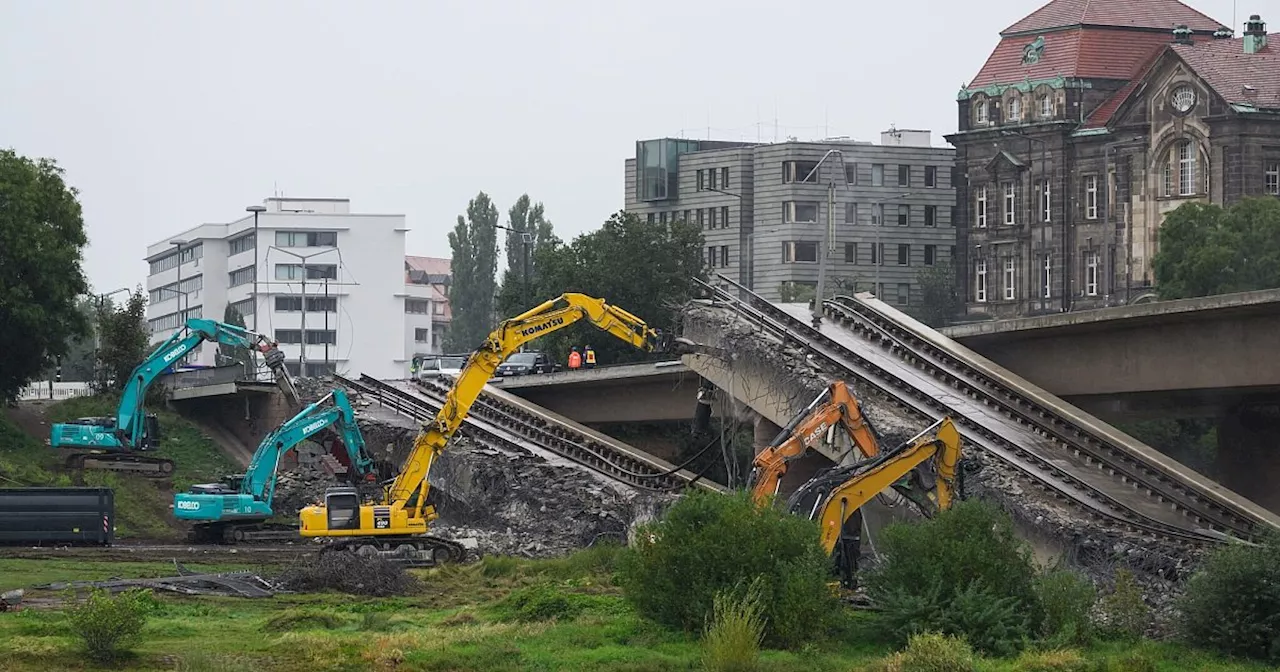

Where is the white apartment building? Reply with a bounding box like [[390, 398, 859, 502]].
[[143, 197, 451, 380]]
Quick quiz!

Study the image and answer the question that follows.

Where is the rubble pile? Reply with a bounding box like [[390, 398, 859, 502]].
[[278, 552, 419, 597]]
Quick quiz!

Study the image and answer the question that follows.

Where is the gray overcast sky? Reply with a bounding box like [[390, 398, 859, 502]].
[[0, 0, 1241, 293]]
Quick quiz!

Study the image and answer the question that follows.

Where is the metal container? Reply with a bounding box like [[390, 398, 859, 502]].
[[0, 487, 114, 546]]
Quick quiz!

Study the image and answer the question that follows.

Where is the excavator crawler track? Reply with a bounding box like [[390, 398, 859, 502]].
[[319, 535, 468, 568], [188, 522, 302, 545], [65, 452, 175, 479]]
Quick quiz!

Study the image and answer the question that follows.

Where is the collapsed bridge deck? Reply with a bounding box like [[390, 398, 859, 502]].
[[684, 276, 1280, 549]]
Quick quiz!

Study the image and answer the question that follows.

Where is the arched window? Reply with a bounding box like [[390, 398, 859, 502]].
[[1006, 94, 1022, 122], [1160, 138, 1208, 197], [1178, 140, 1197, 196], [973, 96, 989, 125]]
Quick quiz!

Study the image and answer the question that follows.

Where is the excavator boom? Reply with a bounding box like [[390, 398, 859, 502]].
[[748, 381, 882, 504], [298, 294, 690, 566]]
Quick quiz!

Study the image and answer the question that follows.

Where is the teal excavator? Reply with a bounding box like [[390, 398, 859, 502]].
[[49, 318, 300, 477], [174, 388, 376, 543]]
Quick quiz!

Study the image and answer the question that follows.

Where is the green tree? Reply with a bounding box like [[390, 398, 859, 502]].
[[497, 194, 557, 317], [39, 296, 102, 383], [0, 149, 90, 401], [219, 304, 253, 376], [97, 288, 149, 391], [1153, 197, 1280, 299], [444, 192, 500, 352], [914, 259, 963, 327], [525, 210, 705, 365]]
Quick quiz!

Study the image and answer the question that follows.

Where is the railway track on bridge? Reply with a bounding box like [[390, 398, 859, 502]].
[[695, 276, 1278, 548], [334, 374, 710, 493]]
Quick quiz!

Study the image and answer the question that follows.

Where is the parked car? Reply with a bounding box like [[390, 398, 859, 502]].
[[495, 351, 559, 377], [416, 354, 468, 380]]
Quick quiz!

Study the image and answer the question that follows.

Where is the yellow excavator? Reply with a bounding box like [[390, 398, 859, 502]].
[[745, 381, 963, 588], [298, 294, 698, 565]]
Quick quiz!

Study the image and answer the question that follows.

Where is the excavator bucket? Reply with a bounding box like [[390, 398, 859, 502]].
[[262, 347, 302, 407]]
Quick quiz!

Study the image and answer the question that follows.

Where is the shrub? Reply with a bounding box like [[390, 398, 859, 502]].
[[873, 632, 977, 672], [65, 587, 152, 662], [862, 500, 1038, 655], [1096, 568, 1148, 642], [616, 490, 835, 648], [1012, 648, 1093, 672], [492, 583, 584, 623], [701, 579, 766, 672], [1177, 534, 1280, 662], [1034, 569, 1097, 645], [263, 609, 347, 632]]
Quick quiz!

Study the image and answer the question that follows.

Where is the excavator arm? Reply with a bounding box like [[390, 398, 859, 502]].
[[747, 381, 882, 504], [386, 294, 671, 522], [784, 417, 962, 587]]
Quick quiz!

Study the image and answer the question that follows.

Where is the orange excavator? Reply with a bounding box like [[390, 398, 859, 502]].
[[747, 381, 883, 504]]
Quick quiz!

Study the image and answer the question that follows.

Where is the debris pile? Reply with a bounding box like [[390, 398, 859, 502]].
[[34, 561, 277, 598], [278, 552, 419, 597]]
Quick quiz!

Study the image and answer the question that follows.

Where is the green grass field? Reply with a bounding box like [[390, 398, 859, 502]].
[[0, 395, 238, 539], [0, 553, 1270, 672]]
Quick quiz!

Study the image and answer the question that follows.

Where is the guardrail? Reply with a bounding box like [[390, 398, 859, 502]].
[[159, 365, 250, 391], [17, 382, 93, 401]]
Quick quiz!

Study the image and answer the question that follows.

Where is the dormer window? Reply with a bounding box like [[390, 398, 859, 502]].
[[1039, 94, 1053, 118], [1006, 95, 1022, 122], [974, 97, 989, 125]]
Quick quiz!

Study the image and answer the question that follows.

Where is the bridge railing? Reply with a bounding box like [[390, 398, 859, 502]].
[[159, 365, 249, 391], [17, 382, 93, 401]]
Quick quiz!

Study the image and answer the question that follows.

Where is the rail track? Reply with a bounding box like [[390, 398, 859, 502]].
[[695, 276, 1276, 548], [334, 374, 710, 493]]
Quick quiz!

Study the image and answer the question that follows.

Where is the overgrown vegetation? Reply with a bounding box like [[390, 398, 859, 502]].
[[65, 587, 153, 662], [701, 579, 767, 672], [1178, 534, 1280, 662], [873, 631, 977, 672], [863, 500, 1040, 656], [1034, 569, 1097, 647], [616, 490, 836, 648], [1097, 569, 1149, 642]]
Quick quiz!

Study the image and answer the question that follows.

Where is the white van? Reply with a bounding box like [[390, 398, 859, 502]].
[[415, 354, 468, 380]]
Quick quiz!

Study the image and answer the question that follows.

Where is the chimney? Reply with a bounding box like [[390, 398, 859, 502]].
[[1172, 24, 1194, 45], [1244, 14, 1267, 54], [1213, 26, 1235, 39]]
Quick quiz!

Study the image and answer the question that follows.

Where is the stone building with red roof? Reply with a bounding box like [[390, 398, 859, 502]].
[[946, 2, 1279, 318]]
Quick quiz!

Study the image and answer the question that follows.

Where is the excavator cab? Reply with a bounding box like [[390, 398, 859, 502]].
[[323, 487, 362, 531], [139, 414, 162, 450]]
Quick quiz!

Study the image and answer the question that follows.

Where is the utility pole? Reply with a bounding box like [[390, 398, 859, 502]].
[[271, 246, 333, 378], [324, 278, 330, 369], [246, 205, 266, 379], [804, 149, 854, 327]]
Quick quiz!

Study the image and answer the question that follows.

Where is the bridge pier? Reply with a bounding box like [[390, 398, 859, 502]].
[[1218, 398, 1280, 515]]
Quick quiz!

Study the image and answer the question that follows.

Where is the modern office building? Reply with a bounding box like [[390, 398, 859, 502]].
[[948, 1, 1280, 319], [623, 130, 957, 306], [142, 197, 451, 380]]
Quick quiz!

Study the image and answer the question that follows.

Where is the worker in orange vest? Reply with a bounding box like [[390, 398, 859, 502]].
[[568, 347, 582, 370], [584, 345, 597, 369]]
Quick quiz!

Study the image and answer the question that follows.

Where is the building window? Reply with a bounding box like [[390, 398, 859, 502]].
[[873, 203, 885, 226], [974, 98, 988, 125], [1036, 179, 1051, 222], [975, 259, 987, 303], [659, 211, 668, 225], [275, 264, 337, 281], [898, 165, 910, 187], [147, 305, 203, 333], [1085, 251, 1099, 296], [275, 296, 336, 312], [228, 233, 255, 256], [1265, 161, 1279, 195], [1041, 254, 1052, 299], [646, 212, 655, 225], [720, 167, 729, 188], [228, 298, 254, 318], [1178, 141, 1197, 196], [844, 202, 858, 224], [897, 283, 910, 306], [405, 298, 432, 314], [719, 245, 729, 267], [844, 164, 857, 184], [784, 202, 819, 223], [925, 165, 937, 187], [415, 328, 430, 343], [976, 185, 988, 228], [1003, 181, 1015, 225], [708, 208, 718, 229], [924, 245, 936, 266], [871, 243, 882, 265], [706, 246, 717, 268], [275, 231, 337, 248], [897, 244, 909, 266], [1085, 174, 1098, 219], [1039, 94, 1052, 118], [697, 209, 705, 227], [783, 160, 820, 184], [1003, 257, 1016, 300], [782, 241, 818, 263], [925, 205, 937, 227], [275, 330, 301, 344], [1007, 95, 1021, 122], [696, 170, 705, 191], [897, 204, 909, 226], [844, 242, 856, 263], [228, 266, 255, 287], [871, 164, 884, 186], [721, 206, 730, 228], [305, 330, 337, 345], [150, 275, 203, 304], [148, 243, 204, 275], [709, 168, 719, 190]]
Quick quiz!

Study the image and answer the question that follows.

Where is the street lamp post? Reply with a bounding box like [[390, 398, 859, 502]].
[[93, 287, 132, 390], [801, 150, 854, 327], [169, 239, 187, 316], [495, 224, 535, 307], [245, 205, 267, 379], [270, 246, 334, 377], [870, 193, 915, 301]]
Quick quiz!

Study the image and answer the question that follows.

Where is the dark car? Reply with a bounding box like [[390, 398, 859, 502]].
[[495, 351, 558, 377]]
